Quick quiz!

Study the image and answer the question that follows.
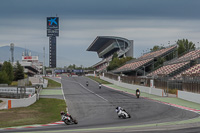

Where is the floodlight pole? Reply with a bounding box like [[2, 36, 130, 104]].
[[43, 47, 45, 76]]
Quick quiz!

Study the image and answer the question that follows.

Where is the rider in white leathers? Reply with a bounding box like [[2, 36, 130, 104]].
[[116, 107, 124, 113], [116, 106, 130, 118]]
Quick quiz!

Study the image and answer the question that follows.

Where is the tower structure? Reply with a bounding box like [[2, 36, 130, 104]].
[[47, 17, 59, 68], [10, 43, 14, 64]]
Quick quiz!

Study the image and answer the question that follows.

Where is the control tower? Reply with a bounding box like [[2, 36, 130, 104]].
[[46, 17, 59, 68]]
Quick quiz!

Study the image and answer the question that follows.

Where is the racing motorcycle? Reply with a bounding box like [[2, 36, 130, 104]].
[[86, 81, 89, 87], [136, 91, 140, 98], [61, 114, 78, 125], [99, 83, 102, 89], [117, 109, 131, 119]]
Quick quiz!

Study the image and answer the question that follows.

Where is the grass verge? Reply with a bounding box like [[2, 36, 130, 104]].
[[0, 98, 66, 128], [44, 77, 61, 88], [87, 76, 111, 84]]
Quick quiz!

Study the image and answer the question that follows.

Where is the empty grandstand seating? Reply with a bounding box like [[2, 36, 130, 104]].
[[94, 55, 113, 72], [148, 49, 200, 79], [165, 49, 200, 65], [115, 58, 153, 72], [138, 45, 177, 60], [148, 61, 190, 77], [173, 64, 200, 80], [113, 45, 177, 73]]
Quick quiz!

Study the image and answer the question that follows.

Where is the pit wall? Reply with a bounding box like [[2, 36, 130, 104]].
[[7, 94, 37, 109], [100, 76, 164, 97], [177, 90, 200, 104]]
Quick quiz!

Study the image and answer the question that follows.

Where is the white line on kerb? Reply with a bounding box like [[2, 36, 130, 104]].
[[79, 83, 108, 102]]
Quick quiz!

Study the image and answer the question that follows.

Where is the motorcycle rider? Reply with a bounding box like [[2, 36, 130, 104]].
[[115, 106, 130, 119], [99, 83, 102, 89], [115, 106, 125, 113], [60, 111, 73, 121], [136, 88, 140, 94], [86, 81, 89, 86]]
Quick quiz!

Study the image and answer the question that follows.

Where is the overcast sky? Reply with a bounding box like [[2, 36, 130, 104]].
[[1, 0, 200, 67]]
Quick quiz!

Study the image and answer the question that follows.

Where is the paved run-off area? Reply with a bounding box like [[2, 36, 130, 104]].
[[39, 88, 64, 100]]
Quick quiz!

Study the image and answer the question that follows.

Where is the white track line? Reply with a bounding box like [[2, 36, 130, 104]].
[[60, 77, 69, 113], [62, 78, 108, 102], [79, 83, 108, 102]]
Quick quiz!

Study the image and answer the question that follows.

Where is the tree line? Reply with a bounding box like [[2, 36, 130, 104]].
[[107, 53, 133, 71], [0, 61, 24, 84]]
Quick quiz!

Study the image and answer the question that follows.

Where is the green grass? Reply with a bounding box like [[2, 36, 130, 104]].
[[10, 81, 18, 86], [0, 98, 66, 128], [44, 77, 61, 88], [0, 100, 2, 103], [87, 76, 111, 84]]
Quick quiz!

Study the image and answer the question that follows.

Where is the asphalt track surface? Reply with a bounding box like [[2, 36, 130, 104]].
[[2, 76, 200, 133]]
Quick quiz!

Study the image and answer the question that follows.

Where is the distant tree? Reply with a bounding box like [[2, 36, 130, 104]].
[[14, 61, 24, 81], [154, 57, 166, 68], [177, 43, 185, 56], [0, 64, 2, 71], [0, 71, 10, 84], [112, 52, 118, 60], [67, 64, 76, 69], [107, 56, 133, 71], [177, 39, 195, 56], [150, 45, 160, 52], [2, 61, 14, 82]]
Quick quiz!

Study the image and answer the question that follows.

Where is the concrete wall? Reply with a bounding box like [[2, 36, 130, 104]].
[[10, 94, 37, 108], [0, 87, 35, 94], [43, 79, 48, 88], [100, 76, 163, 96], [178, 90, 200, 104]]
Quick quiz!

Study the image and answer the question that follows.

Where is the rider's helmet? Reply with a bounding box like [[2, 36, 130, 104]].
[[116, 107, 119, 110], [60, 111, 65, 115]]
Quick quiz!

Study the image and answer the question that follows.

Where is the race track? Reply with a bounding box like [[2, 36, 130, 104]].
[[2, 76, 199, 133]]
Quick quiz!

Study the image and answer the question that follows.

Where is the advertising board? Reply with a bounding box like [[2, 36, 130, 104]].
[[47, 17, 59, 29]]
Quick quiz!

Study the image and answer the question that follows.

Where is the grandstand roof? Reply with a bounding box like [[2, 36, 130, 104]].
[[87, 36, 131, 52]]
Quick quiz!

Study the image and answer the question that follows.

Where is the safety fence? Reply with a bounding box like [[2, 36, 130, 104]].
[[104, 73, 200, 94], [0, 87, 35, 98]]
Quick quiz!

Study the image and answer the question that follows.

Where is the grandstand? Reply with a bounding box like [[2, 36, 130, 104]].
[[147, 49, 200, 79], [113, 45, 177, 76], [87, 36, 133, 72]]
